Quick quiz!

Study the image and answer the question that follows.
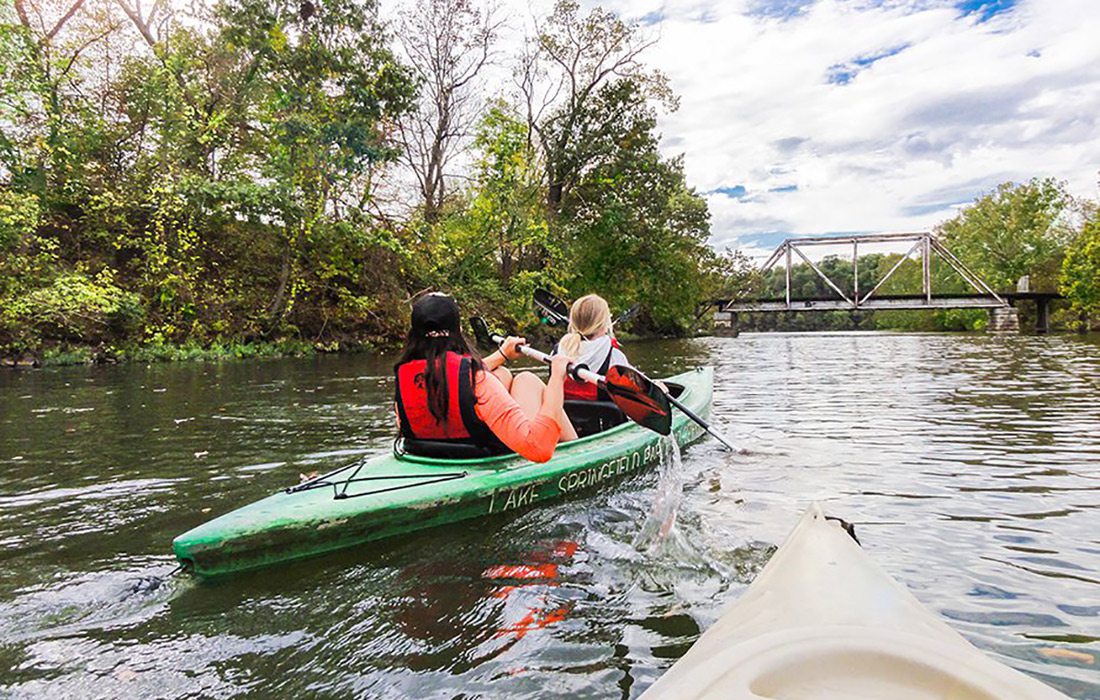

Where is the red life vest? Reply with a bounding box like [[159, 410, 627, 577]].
[[562, 338, 620, 401], [394, 352, 497, 445]]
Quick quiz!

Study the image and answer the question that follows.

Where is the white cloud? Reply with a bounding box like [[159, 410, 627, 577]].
[[628, 0, 1100, 253], [381, 0, 1100, 259]]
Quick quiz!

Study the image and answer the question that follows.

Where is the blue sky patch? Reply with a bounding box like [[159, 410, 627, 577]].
[[828, 68, 858, 85], [956, 0, 1017, 22], [737, 230, 875, 252], [738, 231, 791, 250], [828, 44, 910, 85], [770, 185, 799, 193], [639, 10, 665, 26], [747, 0, 816, 20], [712, 185, 748, 199]]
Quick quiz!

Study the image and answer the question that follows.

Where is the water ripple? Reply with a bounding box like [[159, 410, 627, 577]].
[[0, 336, 1097, 697]]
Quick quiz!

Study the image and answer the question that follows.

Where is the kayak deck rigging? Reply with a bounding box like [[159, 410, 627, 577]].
[[285, 460, 469, 500]]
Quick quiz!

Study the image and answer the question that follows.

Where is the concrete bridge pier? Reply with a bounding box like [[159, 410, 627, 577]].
[[1035, 298, 1051, 334], [713, 311, 739, 337], [989, 306, 1020, 333]]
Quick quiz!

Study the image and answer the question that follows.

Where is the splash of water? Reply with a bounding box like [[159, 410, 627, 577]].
[[632, 435, 685, 553]]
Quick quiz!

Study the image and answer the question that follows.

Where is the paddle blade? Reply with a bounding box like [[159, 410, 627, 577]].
[[605, 365, 672, 436], [534, 288, 569, 326], [469, 317, 496, 352], [614, 303, 641, 326]]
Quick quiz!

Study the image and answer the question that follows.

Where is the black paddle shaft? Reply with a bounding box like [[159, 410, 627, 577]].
[[665, 391, 739, 452]]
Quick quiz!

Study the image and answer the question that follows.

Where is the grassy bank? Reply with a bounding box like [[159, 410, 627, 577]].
[[1, 339, 344, 368]]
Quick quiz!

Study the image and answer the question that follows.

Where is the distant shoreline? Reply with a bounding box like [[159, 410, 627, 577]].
[[6, 328, 1098, 369]]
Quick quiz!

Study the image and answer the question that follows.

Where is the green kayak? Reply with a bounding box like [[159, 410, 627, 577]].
[[173, 367, 713, 577]]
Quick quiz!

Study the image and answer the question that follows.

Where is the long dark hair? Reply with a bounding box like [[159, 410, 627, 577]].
[[395, 293, 484, 425]]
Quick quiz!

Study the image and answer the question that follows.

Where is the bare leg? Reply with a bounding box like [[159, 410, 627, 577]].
[[491, 366, 513, 391], [557, 408, 579, 441], [510, 372, 578, 442], [509, 372, 543, 418]]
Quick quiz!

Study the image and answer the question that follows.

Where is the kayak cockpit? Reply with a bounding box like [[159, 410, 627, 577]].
[[398, 381, 688, 459], [565, 380, 685, 437], [563, 399, 627, 437]]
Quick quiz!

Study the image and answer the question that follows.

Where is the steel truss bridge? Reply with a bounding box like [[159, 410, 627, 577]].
[[710, 232, 1061, 333]]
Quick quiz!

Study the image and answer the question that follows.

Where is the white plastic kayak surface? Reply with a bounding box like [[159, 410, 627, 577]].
[[639, 504, 1071, 700]]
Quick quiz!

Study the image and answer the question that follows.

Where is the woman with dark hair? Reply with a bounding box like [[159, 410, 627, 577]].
[[393, 293, 577, 463]]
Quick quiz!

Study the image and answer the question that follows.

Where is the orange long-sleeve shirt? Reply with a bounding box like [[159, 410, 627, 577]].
[[472, 371, 561, 463], [393, 368, 562, 463]]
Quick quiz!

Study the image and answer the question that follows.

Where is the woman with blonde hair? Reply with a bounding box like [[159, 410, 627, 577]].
[[556, 294, 633, 401]]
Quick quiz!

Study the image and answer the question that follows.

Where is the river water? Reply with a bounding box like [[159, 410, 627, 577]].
[[1, 333, 1098, 699]]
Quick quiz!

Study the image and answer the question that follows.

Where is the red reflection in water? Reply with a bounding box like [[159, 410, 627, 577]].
[[483, 540, 579, 640]]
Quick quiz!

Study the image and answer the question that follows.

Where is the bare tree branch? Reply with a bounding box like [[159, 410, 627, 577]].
[[521, 0, 669, 210], [396, 0, 501, 222], [44, 0, 87, 43]]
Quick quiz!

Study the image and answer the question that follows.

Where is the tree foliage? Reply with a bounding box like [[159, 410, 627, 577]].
[[521, 0, 672, 210], [1060, 215, 1100, 329], [935, 178, 1075, 290], [0, 0, 763, 361], [557, 80, 713, 331], [1, 0, 419, 357]]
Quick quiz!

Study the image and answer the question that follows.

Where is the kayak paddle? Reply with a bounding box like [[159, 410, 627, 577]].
[[471, 316, 673, 436], [533, 288, 570, 327], [533, 288, 641, 328], [474, 316, 741, 452], [614, 366, 742, 453], [614, 303, 642, 326]]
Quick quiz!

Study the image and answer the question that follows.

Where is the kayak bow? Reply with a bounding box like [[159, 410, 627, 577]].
[[640, 504, 1071, 700], [173, 367, 712, 577]]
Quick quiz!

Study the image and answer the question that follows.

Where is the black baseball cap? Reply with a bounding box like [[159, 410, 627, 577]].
[[411, 292, 461, 336]]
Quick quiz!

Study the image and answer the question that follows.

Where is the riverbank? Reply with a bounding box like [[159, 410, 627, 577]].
[[8, 325, 1096, 368], [0, 339, 343, 368], [0, 321, 669, 368]]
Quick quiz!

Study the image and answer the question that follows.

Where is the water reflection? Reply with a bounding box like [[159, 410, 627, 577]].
[[1, 334, 1098, 698]]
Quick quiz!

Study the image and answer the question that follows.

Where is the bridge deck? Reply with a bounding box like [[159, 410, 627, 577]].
[[719, 292, 1061, 313]]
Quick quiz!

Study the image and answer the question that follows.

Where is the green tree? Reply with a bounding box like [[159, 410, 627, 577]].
[[936, 178, 1074, 290], [1060, 216, 1100, 329], [214, 0, 415, 331], [412, 104, 560, 325], [522, 0, 672, 211], [558, 80, 712, 333]]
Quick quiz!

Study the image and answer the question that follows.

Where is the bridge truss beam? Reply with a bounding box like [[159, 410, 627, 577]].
[[729, 231, 1007, 314]]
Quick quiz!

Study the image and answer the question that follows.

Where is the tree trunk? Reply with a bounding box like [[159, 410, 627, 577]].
[[548, 182, 563, 210], [266, 243, 293, 334]]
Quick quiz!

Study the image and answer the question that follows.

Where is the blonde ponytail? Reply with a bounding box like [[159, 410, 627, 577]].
[[559, 332, 584, 359], [560, 294, 612, 359]]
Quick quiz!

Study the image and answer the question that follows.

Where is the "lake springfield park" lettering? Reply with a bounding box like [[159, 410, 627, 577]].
[[487, 441, 672, 515]]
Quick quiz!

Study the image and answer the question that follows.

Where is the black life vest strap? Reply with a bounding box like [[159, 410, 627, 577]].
[[597, 347, 613, 374], [595, 346, 614, 401], [394, 367, 414, 438], [457, 357, 504, 449]]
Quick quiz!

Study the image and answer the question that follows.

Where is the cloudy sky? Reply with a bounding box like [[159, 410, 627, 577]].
[[579, 0, 1100, 257], [384, 0, 1100, 258]]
